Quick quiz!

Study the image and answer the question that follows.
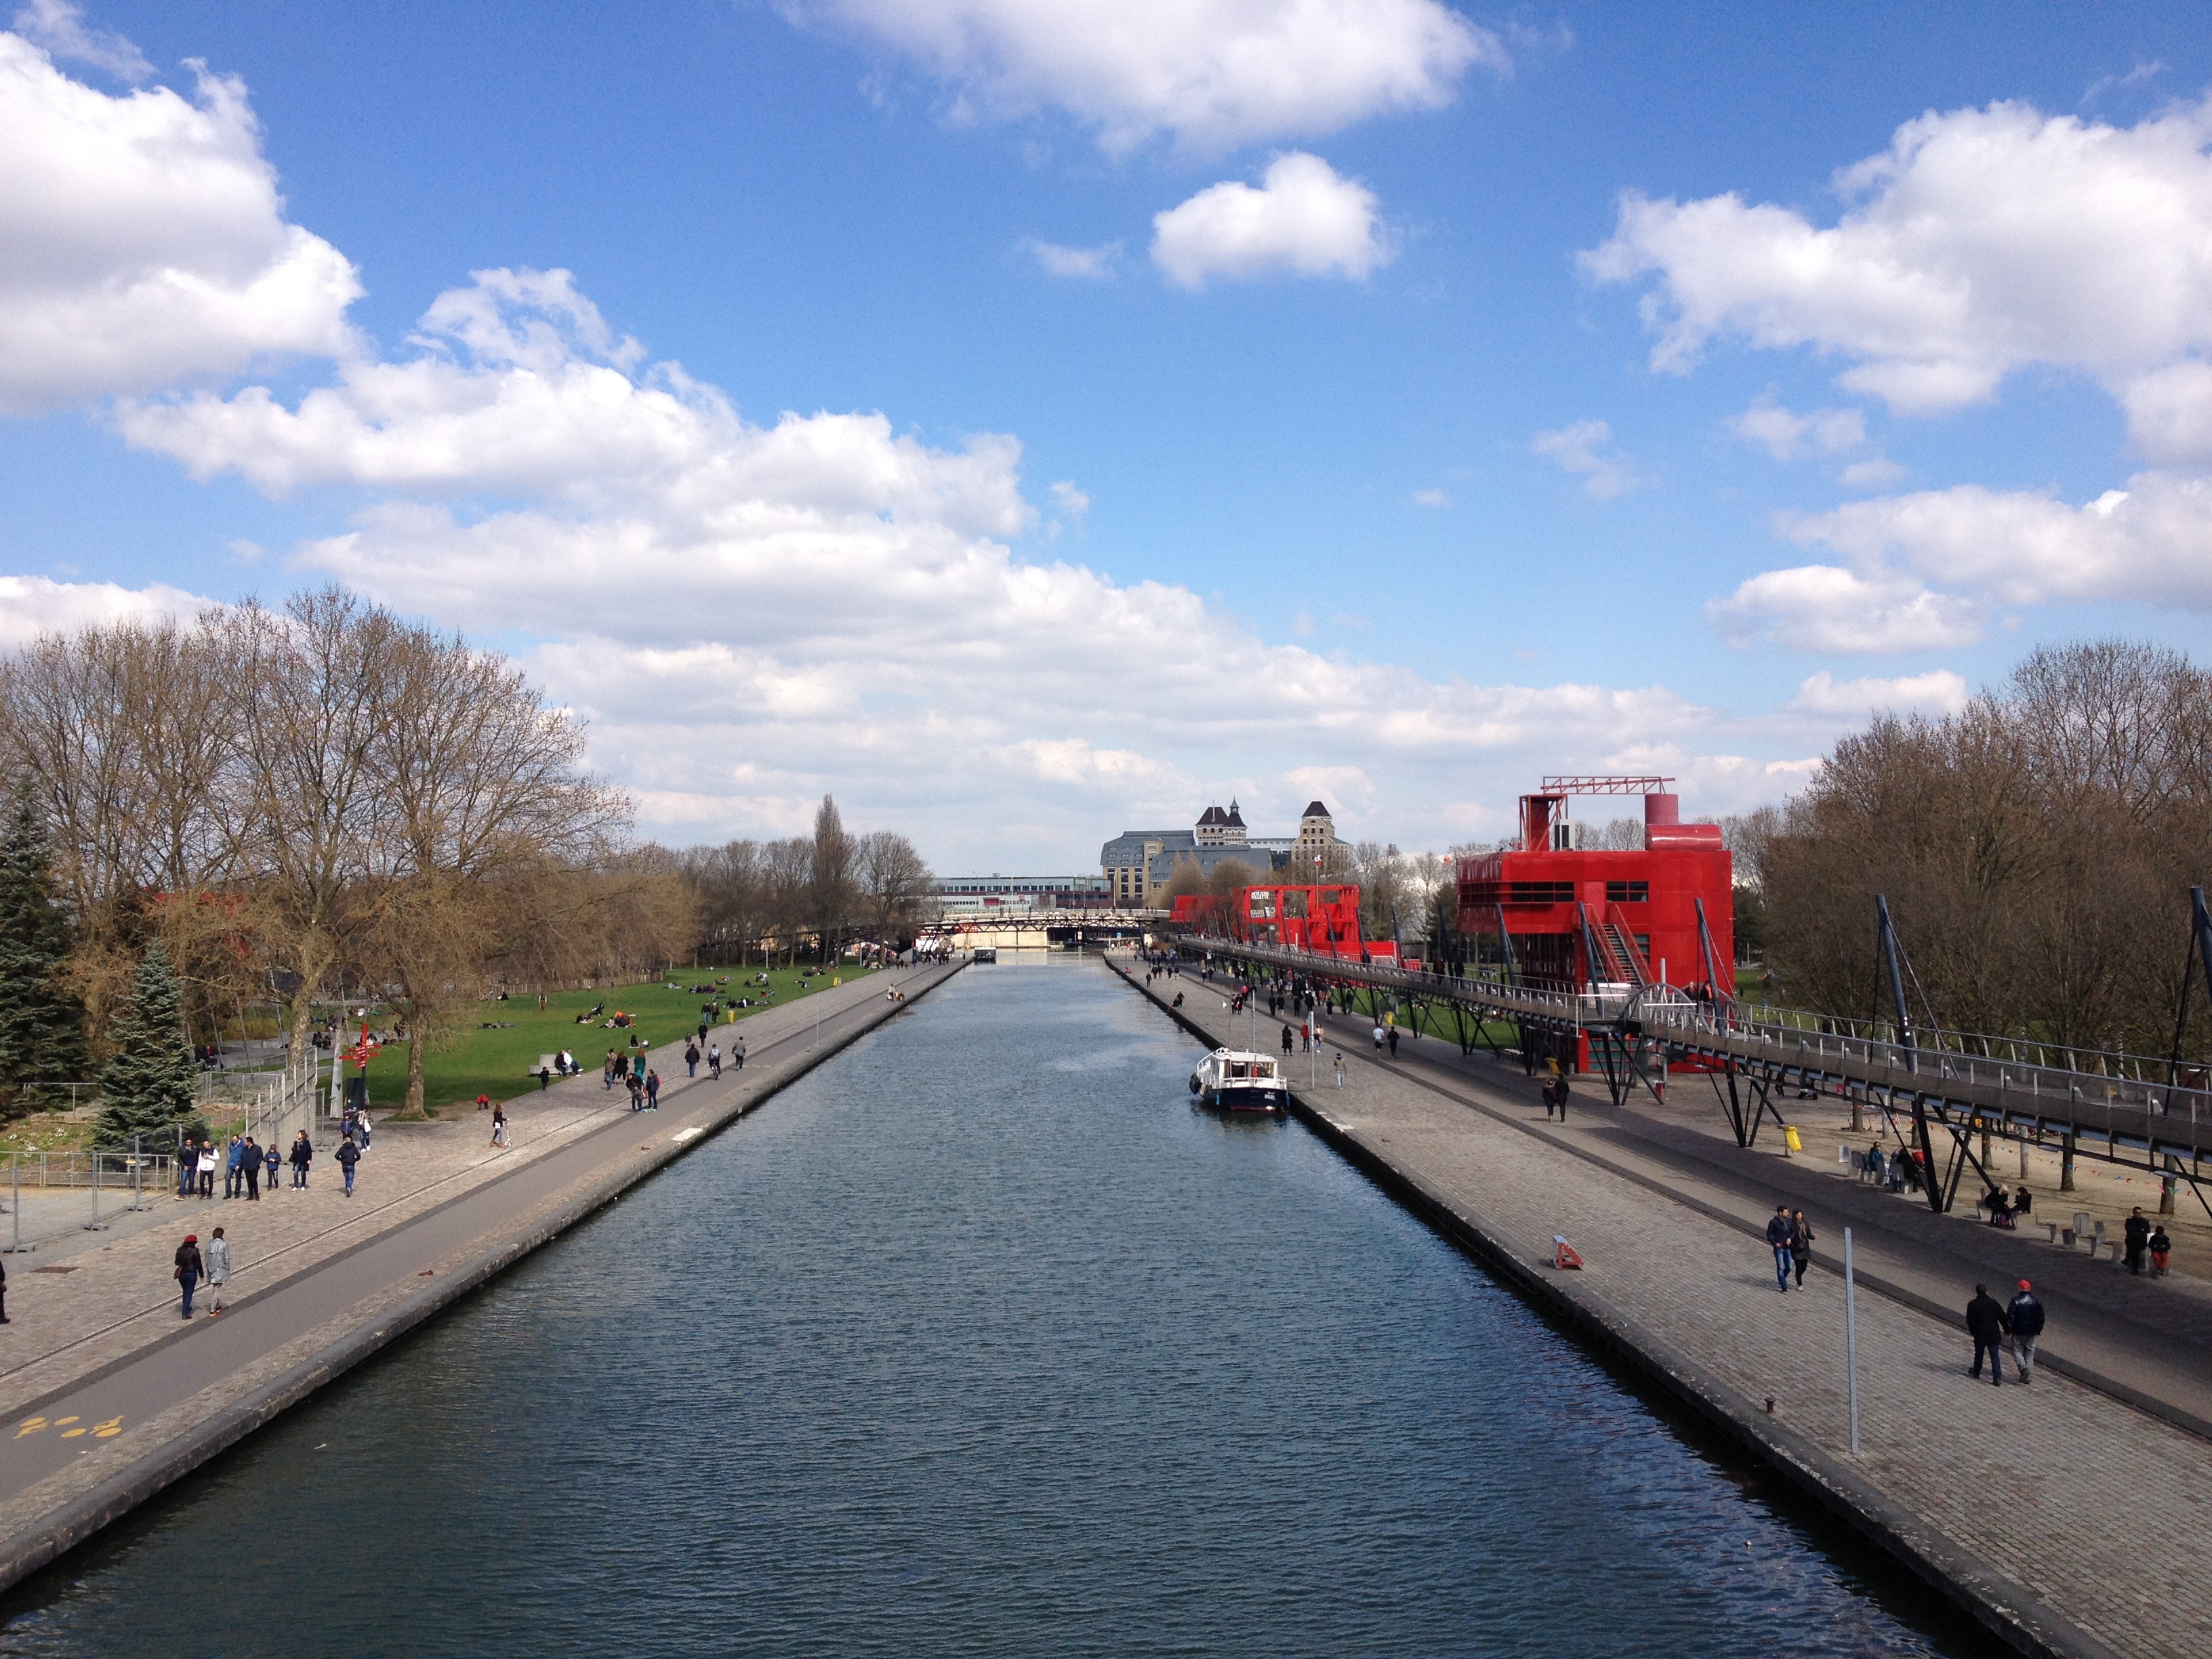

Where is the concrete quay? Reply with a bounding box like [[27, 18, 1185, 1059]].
[[0, 960, 962, 1596], [1115, 953, 2209, 1659]]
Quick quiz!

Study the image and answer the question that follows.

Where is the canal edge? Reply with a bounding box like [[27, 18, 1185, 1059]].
[[0, 960, 966, 1599], [1112, 960, 2118, 1659]]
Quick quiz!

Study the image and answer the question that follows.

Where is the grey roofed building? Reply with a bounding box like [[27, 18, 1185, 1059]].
[[1146, 844, 1288, 888]]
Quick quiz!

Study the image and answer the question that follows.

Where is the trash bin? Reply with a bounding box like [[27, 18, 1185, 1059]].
[[1783, 1124, 1803, 1155]]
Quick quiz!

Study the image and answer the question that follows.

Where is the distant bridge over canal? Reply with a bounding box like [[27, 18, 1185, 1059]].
[[926, 909, 1164, 950]]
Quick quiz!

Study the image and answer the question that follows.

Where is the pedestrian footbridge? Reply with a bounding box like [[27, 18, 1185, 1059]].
[[1173, 933, 2212, 1219]]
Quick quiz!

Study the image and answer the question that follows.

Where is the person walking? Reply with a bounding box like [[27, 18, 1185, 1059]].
[[735, 1036, 746, 1071], [1280, 1024, 1294, 1057], [2125, 1206, 2152, 1275], [195, 1142, 216, 1199], [1372, 1022, 1385, 1050], [1790, 1210, 1816, 1288], [1966, 1283, 2009, 1384], [538, 1065, 551, 1092], [205, 1225, 232, 1316], [356, 1111, 371, 1153], [1387, 1025, 1400, 1059], [490, 1104, 508, 1148], [707, 1042, 721, 1080], [2006, 1279, 2045, 1384], [2150, 1223, 2173, 1276], [334, 1134, 360, 1197], [241, 1138, 261, 1201], [684, 1041, 700, 1078], [175, 1233, 205, 1319], [603, 1051, 617, 1091], [265, 1141, 281, 1194], [290, 1130, 312, 1188], [1332, 1051, 1345, 1087], [1765, 1206, 1795, 1293]]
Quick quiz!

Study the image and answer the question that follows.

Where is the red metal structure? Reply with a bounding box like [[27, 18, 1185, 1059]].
[[1170, 884, 1399, 964], [1456, 776, 1733, 1000]]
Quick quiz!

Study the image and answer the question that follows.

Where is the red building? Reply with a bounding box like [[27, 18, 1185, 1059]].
[[1454, 777, 1733, 994], [1170, 883, 1399, 963]]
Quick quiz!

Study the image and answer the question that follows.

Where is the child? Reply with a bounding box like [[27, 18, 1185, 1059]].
[[2150, 1223, 2173, 1277], [490, 1104, 508, 1148], [266, 1142, 281, 1194]]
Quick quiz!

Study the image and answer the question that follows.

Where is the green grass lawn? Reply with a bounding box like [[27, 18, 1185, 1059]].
[[350, 962, 887, 1113]]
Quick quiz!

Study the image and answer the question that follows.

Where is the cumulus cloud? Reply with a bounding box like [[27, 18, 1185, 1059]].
[[1584, 96, 2212, 434], [1786, 668, 1969, 718], [1150, 152, 1392, 289], [785, 0, 1503, 155], [1532, 419, 1638, 499], [0, 28, 360, 412], [1025, 237, 1121, 279], [0, 573, 207, 649], [1728, 396, 1866, 462], [1711, 471, 2212, 653]]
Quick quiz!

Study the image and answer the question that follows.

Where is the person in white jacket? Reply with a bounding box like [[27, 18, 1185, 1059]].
[[205, 1226, 232, 1316]]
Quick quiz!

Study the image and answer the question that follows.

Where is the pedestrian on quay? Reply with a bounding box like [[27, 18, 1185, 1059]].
[[174, 1233, 204, 1319], [1765, 1205, 1795, 1293], [241, 1137, 261, 1201], [224, 1135, 246, 1199], [645, 1069, 661, 1110], [2150, 1223, 2173, 1276], [356, 1112, 371, 1153], [1281, 1024, 1294, 1057], [685, 1041, 700, 1078], [290, 1130, 311, 1188], [708, 1042, 721, 1080], [490, 1104, 508, 1148], [1790, 1209, 1816, 1288], [2006, 1279, 2045, 1384], [335, 1133, 360, 1197], [2125, 1206, 2152, 1275], [0, 1257, 8, 1324], [196, 1142, 216, 1199], [1965, 1283, 2009, 1384], [265, 1141, 281, 1194], [1865, 1143, 1887, 1185], [538, 1065, 551, 1092], [1372, 1023, 1385, 1050], [1387, 1026, 1400, 1058], [205, 1225, 231, 1316], [735, 1036, 746, 1071], [603, 1052, 617, 1091], [176, 1140, 197, 1198], [1333, 1051, 1345, 1088]]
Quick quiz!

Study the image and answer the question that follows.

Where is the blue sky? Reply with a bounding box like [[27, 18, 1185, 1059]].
[[4, 1, 2211, 872]]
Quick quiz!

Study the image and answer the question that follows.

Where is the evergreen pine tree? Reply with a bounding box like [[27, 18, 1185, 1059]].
[[0, 790, 89, 1101], [96, 941, 200, 1144]]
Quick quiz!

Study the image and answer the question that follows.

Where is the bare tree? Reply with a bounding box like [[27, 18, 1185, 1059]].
[[855, 830, 932, 943]]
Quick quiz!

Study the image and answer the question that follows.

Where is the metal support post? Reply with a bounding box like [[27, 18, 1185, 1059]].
[[84, 1149, 108, 1231], [5, 1158, 22, 1254], [1845, 1228, 1860, 1456], [126, 1134, 149, 1211]]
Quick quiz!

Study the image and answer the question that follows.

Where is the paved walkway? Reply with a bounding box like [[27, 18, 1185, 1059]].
[[0, 962, 956, 1578], [1122, 954, 2208, 1659]]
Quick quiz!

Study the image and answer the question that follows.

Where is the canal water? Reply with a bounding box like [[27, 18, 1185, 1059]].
[[1, 960, 1968, 1658]]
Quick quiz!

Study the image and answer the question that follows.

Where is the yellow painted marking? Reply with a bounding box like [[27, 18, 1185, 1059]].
[[93, 1417, 122, 1439], [52, 1417, 77, 1427], [14, 1418, 45, 1438], [59, 1429, 84, 1439]]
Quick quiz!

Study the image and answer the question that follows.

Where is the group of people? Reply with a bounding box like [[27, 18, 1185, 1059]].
[[680, 1036, 744, 1080], [1980, 1183, 2034, 1228], [176, 1131, 319, 1201], [2125, 1207, 2174, 1276]]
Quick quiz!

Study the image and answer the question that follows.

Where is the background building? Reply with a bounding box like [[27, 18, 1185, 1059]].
[[1099, 800, 1332, 906]]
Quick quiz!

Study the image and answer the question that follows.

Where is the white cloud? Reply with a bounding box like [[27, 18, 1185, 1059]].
[[0, 30, 360, 412], [1728, 396, 1866, 462], [1707, 564, 1981, 655], [1786, 669, 1969, 718], [0, 573, 206, 649], [1048, 479, 1090, 517], [1025, 237, 1121, 279], [1837, 456, 1907, 489], [1408, 487, 1449, 508], [13, 0, 149, 80], [2120, 358, 2212, 465], [1532, 418, 1638, 499], [1584, 96, 2212, 430], [1149, 152, 1393, 289], [1712, 470, 2212, 653], [785, 0, 1503, 155]]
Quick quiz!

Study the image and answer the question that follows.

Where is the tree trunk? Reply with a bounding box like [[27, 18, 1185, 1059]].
[[404, 1013, 429, 1116]]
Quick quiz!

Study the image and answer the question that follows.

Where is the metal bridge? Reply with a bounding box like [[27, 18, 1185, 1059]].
[[1173, 912, 2212, 1222], [925, 908, 1162, 949]]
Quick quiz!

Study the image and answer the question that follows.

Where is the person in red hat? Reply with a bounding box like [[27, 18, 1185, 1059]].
[[2006, 1279, 2045, 1384], [173, 1233, 205, 1319]]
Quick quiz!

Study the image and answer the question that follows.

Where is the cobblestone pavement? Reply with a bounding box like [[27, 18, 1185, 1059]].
[[0, 968, 914, 1427], [1127, 956, 2210, 1659]]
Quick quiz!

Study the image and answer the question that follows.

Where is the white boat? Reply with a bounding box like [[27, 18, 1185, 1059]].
[[1189, 1048, 1288, 1112]]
